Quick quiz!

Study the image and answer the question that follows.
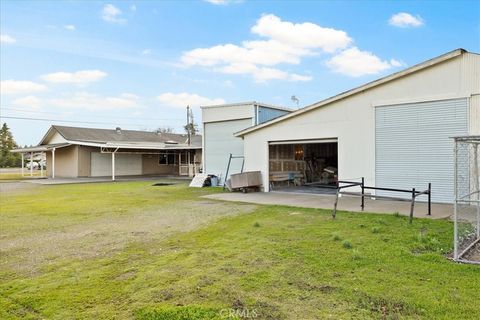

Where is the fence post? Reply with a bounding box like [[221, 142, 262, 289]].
[[361, 177, 365, 211], [409, 188, 415, 224], [428, 183, 431, 216], [332, 181, 339, 219]]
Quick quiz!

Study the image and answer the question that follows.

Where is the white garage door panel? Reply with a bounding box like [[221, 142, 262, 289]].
[[204, 118, 252, 182], [91, 153, 142, 177], [375, 98, 468, 203]]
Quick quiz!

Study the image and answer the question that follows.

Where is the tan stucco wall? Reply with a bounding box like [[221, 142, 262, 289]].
[[46, 145, 79, 178], [77, 146, 98, 177], [45, 146, 203, 178], [142, 154, 178, 175]]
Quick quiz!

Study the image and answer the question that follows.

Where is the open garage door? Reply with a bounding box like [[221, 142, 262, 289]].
[[91, 153, 142, 177], [375, 98, 468, 203], [268, 139, 338, 193]]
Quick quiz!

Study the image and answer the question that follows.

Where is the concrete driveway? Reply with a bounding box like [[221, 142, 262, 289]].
[[203, 191, 453, 220]]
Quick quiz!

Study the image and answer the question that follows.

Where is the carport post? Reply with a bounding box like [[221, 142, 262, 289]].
[[111, 151, 116, 181], [52, 148, 56, 179], [21, 153, 24, 177], [40, 152, 44, 177], [30, 152, 33, 177]]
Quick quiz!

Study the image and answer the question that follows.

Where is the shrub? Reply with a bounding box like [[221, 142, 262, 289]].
[[332, 233, 342, 241], [342, 240, 352, 249], [372, 227, 380, 234], [253, 222, 260, 228]]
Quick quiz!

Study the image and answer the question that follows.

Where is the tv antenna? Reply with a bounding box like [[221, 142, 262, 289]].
[[291, 95, 299, 109]]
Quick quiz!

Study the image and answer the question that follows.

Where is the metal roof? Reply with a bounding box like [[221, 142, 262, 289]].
[[13, 126, 202, 153], [235, 48, 470, 137], [42, 125, 201, 146]]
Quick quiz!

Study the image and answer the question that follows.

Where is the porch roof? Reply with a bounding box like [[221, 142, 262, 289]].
[[11, 143, 71, 153]]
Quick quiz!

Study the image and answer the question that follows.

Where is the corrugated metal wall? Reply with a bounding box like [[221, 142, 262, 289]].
[[375, 98, 469, 203], [257, 106, 289, 124], [204, 118, 252, 183]]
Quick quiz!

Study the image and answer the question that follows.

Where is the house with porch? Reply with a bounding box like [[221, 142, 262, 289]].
[[12, 125, 202, 180]]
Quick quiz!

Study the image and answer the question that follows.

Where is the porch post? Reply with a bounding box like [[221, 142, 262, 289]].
[[40, 152, 44, 177], [30, 152, 33, 177], [52, 148, 56, 179], [188, 151, 191, 177], [112, 151, 116, 181], [21, 153, 24, 177]]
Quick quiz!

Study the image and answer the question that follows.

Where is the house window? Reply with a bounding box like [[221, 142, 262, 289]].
[[159, 151, 177, 165]]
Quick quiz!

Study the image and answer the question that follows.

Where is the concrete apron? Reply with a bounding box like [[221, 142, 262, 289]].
[[22, 175, 191, 185], [202, 191, 453, 220]]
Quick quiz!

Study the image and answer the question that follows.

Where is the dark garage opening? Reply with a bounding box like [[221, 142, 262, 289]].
[[268, 140, 338, 194]]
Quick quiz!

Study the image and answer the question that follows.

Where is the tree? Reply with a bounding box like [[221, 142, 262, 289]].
[[0, 123, 22, 167], [184, 106, 198, 137], [155, 127, 175, 134]]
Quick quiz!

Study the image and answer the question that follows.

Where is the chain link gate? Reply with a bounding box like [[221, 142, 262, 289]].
[[453, 136, 480, 264]]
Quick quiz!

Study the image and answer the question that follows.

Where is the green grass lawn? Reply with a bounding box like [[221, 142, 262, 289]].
[[0, 181, 478, 319]]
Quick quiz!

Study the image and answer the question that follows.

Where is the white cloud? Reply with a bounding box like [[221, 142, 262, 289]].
[[130, 4, 137, 11], [64, 25, 76, 31], [181, 14, 350, 82], [141, 49, 152, 55], [102, 4, 126, 24], [12, 96, 43, 109], [251, 14, 351, 53], [157, 92, 225, 108], [50, 92, 139, 110], [326, 47, 402, 77], [1, 34, 16, 43], [0, 80, 48, 95], [389, 12, 424, 28], [41, 70, 107, 85]]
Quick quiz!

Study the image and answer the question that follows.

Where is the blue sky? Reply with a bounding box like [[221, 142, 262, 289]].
[[1, 0, 479, 146]]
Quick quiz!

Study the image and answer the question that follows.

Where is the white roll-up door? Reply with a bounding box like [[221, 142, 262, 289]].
[[375, 98, 468, 203], [91, 153, 142, 177]]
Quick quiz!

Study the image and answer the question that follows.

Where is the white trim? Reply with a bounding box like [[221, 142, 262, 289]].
[[21, 153, 24, 177], [371, 94, 471, 108], [201, 101, 292, 112], [52, 148, 55, 179], [268, 138, 338, 145]]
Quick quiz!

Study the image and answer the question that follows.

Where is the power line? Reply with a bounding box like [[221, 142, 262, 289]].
[[0, 107, 183, 122], [0, 115, 165, 127]]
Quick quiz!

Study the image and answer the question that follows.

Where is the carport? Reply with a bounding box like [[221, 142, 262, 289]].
[[11, 143, 70, 179]]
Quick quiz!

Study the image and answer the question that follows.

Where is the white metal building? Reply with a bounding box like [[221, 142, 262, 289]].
[[201, 102, 291, 183], [235, 49, 480, 203]]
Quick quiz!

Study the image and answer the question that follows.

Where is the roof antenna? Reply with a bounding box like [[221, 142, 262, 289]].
[[291, 95, 299, 109]]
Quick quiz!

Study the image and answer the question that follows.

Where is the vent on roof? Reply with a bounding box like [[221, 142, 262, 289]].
[[165, 140, 178, 144], [115, 127, 122, 134]]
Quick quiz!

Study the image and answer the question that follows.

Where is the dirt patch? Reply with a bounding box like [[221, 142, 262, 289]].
[[463, 241, 480, 262], [0, 200, 257, 274]]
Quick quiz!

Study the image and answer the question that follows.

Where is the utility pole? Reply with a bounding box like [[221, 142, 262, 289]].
[[186, 105, 191, 146]]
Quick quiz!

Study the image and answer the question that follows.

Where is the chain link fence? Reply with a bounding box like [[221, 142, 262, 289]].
[[453, 136, 480, 264]]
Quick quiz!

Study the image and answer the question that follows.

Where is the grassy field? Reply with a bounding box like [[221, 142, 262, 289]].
[[0, 170, 44, 180], [0, 181, 479, 319]]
